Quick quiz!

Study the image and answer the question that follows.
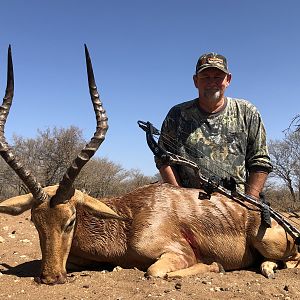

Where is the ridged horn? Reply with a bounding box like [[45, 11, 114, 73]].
[[0, 45, 48, 203], [50, 44, 108, 206]]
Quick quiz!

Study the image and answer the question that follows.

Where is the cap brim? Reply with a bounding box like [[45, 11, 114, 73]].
[[197, 65, 229, 74]]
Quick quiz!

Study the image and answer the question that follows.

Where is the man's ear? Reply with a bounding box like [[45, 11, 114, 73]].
[[193, 74, 198, 88], [226, 73, 232, 87]]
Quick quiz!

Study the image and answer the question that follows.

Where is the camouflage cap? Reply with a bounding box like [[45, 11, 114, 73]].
[[196, 53, 229, 74]]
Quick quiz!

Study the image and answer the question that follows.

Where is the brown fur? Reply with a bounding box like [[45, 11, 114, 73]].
[[0, 46, 299, 285], [1, 182, 299, 284]]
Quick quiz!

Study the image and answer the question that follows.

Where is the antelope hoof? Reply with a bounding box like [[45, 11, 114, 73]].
[[146, 269, 167, 278], [212, 262, 225, 274], [262, 270, 275, 279], [146, 264, 169, 278], [261, 261, 277, 279]]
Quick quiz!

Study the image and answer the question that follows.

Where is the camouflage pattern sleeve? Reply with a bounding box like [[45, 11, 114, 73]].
[[245, 105, 273, 173]]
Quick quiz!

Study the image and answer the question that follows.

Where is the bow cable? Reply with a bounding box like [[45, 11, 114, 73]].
[[138, 120, 300, 244]]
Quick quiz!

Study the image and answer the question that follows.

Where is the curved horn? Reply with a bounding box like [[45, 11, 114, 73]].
[[0, 45, 48, 203], [50, 45, 108, 206]]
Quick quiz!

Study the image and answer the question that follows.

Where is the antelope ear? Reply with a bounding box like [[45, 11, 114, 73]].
[[0, 194, 34, 215], [80, 194, 126, 220]]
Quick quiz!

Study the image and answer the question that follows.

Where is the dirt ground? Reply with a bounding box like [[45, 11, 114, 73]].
[[1, 211, 300, 300]]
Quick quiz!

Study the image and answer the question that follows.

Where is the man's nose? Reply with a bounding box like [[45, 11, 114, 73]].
[[206, 78, 219, 87]]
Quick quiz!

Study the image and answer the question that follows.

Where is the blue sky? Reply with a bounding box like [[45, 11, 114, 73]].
[[0, 1, 299, 176]]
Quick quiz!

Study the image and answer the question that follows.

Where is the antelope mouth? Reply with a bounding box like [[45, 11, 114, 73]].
[[35, 271, 67, 285]]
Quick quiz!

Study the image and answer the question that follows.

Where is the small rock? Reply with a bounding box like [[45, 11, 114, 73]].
[[283, 285, 289, 291], [20, 239, 31, 243], [272, 293, 284, 298], [113, 266, 123, 272], [82, 284, 90, 288], [175, 282, 182, 290], [0, 236, 5, 243], [202, 280, 212, 285]]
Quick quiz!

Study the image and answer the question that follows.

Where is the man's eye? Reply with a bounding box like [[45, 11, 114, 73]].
[[200, 77, 222, 81]]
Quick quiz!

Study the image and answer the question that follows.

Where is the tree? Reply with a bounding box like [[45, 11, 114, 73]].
[[13, 126, 86, 187], [119, 169, 161, 194], [0, 158, 22, 198], [269, 130, 300, 202], [0, 126, 86, 198], [75, 157, 130, 197], [285, 114, 300, 133], [0, 126, 159, 200]]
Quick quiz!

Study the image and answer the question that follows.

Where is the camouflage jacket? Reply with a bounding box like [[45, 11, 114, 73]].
[[156, 97, 273, 190]]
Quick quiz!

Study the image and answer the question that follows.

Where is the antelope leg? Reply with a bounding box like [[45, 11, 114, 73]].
[[146, 252, 196, 278], [166, 262, 225, 278]]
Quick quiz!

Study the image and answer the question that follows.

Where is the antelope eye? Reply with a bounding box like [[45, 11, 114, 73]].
[[64, 217, 76, 232]]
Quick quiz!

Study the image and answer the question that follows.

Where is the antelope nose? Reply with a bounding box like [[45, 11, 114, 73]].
[[36, 272, 67, 285], [55, 272, 67, 284]]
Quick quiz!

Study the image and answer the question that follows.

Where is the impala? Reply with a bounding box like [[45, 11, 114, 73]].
[[0, 46, 299, 284]]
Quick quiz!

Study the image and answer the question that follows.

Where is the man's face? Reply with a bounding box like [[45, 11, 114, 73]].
[[193, 68, 231, 103]]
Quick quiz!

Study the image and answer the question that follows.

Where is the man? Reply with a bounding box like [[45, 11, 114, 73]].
[[156, 53, 273, 199]]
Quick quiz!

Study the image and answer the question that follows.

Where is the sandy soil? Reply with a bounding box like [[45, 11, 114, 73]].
[[1, 211, 300, 300]]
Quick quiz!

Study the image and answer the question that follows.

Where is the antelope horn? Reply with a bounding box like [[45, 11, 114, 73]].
[[0, 45, 48, 203], [50, 44, 108, 206]]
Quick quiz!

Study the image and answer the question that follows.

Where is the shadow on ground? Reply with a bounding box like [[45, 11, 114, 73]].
[[1, 260, 41, 277]]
